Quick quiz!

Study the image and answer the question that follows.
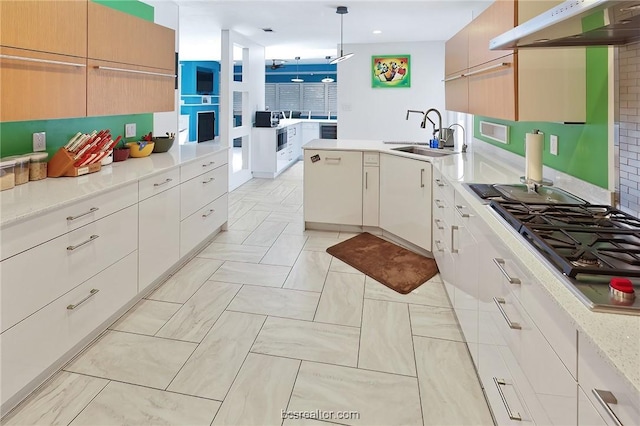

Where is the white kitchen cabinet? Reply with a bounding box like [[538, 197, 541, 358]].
[[304, 150, 363, 226], [138, 184, 180, 294], [0, 252, 137, 410], [180, 151, 227, 183], [578, 332, 640, 426], [180, 166, 228, 220], [288, 123, 302, 161], [379, 153, 432, 251], [579, 386, 608, 426], [363, 153, 379, 227], [180, 194, 228, 257], [301, 121, 319, 146]]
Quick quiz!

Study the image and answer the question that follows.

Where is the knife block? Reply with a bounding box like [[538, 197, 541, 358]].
[[47, 148, 102, 177]]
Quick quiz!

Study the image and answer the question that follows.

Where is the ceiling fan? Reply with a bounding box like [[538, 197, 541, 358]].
[[270, 59, 286, 70]]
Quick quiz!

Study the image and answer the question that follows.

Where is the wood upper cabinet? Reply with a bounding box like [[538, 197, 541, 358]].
[[445, 27, 468, 77], [468, 55, 517, 121], [0, 47, 87, 122], [467, 0, 515, 68], [0, 0, 87, 58], [88, 1, 174, 71]]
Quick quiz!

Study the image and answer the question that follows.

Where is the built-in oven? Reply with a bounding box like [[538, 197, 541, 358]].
[[276, 127, 287, 152]]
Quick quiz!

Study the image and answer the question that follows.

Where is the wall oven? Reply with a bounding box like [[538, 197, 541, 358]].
[[276, 128, 287, 152]]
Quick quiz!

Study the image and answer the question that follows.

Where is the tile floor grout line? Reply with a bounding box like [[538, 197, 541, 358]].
[[225, 310, 361, 329], [102, 328, 202, 345], [311, 254, 334, 322], [247, 350, 358, 370], [356, 279, 366, 368], [63, 378, 111, 426], [163, 341, 205, 393], [408, 309, 427, 425], [280, 358, 303, 426]]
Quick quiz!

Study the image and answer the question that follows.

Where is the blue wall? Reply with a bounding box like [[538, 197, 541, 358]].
[[180, 61, 220, 141], [264, 63, 337, 83]]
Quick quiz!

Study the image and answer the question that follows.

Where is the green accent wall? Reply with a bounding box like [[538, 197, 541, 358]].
[[0, 0, 155, 157], [474, 46, 609, 188], [92, 0, 153, 21]]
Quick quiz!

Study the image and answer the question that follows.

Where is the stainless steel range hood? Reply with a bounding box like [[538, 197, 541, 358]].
[[490, 0, 640, 50]]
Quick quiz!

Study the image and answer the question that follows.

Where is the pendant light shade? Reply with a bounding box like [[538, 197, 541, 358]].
[[321, 56, 335, 83], [291, 56, 304, 82], [330, 6, 354, 65]]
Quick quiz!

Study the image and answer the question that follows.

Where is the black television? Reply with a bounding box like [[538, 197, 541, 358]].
[[196, 68, 213, 94]]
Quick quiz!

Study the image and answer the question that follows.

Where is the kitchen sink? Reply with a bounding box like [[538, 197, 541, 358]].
[[493, 184, 586, 204], [390, 146, 456, 157]]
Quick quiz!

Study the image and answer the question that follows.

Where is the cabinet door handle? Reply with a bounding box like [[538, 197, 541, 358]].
[[443, 74, 464, 82], [493, 378, 522, 421], [154, 178, 173, 187], [202, 161, 215, 168], [67, 289, 99, 310], [493, 258, 521, 284], [435, 178, 446, 187], [0, 54, 86, 68], [66, 207, 99, 221], [95, 65, 176, 78], [67, 235, 99, 251], [365, 171, 368, 190], [434, 199, 445, 209], [434, 240, 444, 252], [325, 157, 341, 162], [434, 219, 444, 230], [493, 297, 522, 330], [420, 168, 425, 188], [592, 389, 623, 426], [455, 204, 470, 218], [451, 225, 458, 254], [202, 209, 215, 218], [202, 177, 215, 184], [464, 62, 510, 78]]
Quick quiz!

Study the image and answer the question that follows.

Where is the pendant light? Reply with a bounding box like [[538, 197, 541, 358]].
[[330, 6, 354, 65], [321, 56, 335, 83], [291, 56, 304, 82]]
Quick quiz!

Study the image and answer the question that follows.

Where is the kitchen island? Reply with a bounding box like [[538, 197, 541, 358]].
[[0, 141, 229, 414], [302, 138, 639, 425]]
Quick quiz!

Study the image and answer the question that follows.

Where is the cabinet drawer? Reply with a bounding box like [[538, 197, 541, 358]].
[[1, 182, 137, 262], [433, 167, 454, 206], [363, 153, 379, 166], [1, 205, 138, 333], [180, 151, 228, 183], [0, 252, 137, 408], [138, 168, 180, 201], [0, 47, 87, 122], [180, 165, 228, 220], [180, 194, 228, 257], [578, 332, 640, 426]]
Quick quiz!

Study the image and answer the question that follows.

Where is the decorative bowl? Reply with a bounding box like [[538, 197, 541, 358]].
[[151, 137, 175, 153], [112, 147, 130, 162], [127, 142, 154, 158]]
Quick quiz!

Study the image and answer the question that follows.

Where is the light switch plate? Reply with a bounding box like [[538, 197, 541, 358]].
[[32, 132, 46, 152], [125, 123, 136, 138], [550, 134, 558, 156]]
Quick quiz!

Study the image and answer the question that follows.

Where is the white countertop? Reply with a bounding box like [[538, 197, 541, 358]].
[[303, 138, 640, 393], [254, 118, 338, 131], [0, 142, 228, 227]]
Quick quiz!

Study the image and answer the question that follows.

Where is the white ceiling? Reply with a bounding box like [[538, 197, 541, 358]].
[[173, 0, 493, 63]]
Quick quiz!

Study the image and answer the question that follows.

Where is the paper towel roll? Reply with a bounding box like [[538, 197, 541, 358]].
[[525, 131, 543, 182]]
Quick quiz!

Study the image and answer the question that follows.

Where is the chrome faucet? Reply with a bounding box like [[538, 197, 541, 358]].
[[406, 109, 425, 123], [447, 123, 467, 153], [421, 108, 443, 142]]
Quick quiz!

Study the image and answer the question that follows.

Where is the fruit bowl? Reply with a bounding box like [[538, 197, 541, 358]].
[[127, 142, 154, 158], [151, 136, 175, 153]]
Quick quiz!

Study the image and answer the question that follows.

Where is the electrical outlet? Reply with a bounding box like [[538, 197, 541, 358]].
[[550, 134, 558, 156], [32, 132, 46, 152], [125, 123, 136, 138]]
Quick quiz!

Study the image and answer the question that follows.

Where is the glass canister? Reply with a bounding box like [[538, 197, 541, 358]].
[[29, 152, 48, 181], [8, 154, 31, 185], [0, 159, 16, 191]]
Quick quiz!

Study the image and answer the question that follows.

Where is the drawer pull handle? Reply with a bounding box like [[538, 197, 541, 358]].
[[202, 177, 215, 184], [435, 178, 446, 187], [593, 389, 623, 426], [493, 378, 522, 421], [67, 207, 99, 221], [325, 157, 341, 162], [202, 209, 215, 218], [493, 258, 521, 284], [434, 218, 445, 230], [434, 199, 445, 209], [451, 225, 458, 254], [455, 204, 470, 218], [464, 62, 510, 78], [67, 235, 99, 251], [493, 297, 521, 330], [434, 240, 444, 252], [420, 168, 425, 188], [154, 178, 173, 187], [67, 289, 99, 310], [0, 54, 86, 68], [95, 65, 176, 78], [202, 161, 215, 167], [365, 171, 368, 190]]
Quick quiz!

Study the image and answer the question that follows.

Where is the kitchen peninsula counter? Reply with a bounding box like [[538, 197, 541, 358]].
[[302, 138, 640, 395]]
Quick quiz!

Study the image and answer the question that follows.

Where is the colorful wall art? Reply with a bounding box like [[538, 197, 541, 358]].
[[372, 55, 410, 88]]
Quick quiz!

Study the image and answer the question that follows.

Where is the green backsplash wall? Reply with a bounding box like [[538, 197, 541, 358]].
[[0, 0, 154, 157], [474, 46, 609, 188]]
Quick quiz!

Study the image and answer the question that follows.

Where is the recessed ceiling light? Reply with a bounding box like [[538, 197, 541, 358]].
[[373, 30, 382, 34]]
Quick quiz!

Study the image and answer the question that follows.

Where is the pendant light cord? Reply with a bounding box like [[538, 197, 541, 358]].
[[340, 14, 344, 57]]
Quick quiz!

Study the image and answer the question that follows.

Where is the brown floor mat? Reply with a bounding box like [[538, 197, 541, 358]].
[[326, 232, 439, 294]]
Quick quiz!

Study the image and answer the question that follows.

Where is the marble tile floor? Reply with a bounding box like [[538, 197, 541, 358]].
[[2, 161, 493, 426]]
